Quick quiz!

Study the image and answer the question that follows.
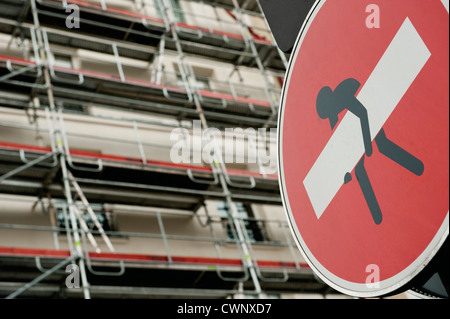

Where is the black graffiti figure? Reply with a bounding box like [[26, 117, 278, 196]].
[[316, 78, 424, 225]]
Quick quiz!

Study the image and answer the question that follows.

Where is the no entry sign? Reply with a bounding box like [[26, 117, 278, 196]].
[[278, 0, 449, 297]]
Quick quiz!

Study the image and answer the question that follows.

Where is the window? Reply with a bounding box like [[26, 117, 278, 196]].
[[56, 204, 116, 235], [53, 54, 73, 69], [154, 0, 186, 23], [216, 201, 269, 243], [174, 64, 213, 91], [191, 75, 211, 91], [176, 73, 211, 91], [170, 0, 186, 23]]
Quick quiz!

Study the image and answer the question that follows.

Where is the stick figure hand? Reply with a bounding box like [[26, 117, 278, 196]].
[[344, 172, 352, 184], [365, 144, 373, 157]]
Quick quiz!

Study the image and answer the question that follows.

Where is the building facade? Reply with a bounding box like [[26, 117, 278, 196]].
[[0, 0, 359, 299]]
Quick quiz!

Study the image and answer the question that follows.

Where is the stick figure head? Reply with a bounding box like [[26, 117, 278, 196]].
[[316, 79, 361, 130], [316, 86, 340, 129]]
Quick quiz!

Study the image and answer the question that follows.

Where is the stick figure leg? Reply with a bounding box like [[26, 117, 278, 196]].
[[375, 129, 424, 176], [355, 156, 383, 225]]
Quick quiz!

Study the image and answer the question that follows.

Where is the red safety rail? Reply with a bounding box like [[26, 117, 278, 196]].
[[0, 246, 309, 269], [0, 55, 36, 67], [0, 55, 271, 108], [0, 142, 52, 155], [224, 9, 271, 45], [0, 141, 278, 180], [58, 0, 165, 24], [198, 90, 271, 108], [59, 0, 272, 45], [52, 64, 189, 95], [175, 22, 272, 46], [56, 65, 272, 107]]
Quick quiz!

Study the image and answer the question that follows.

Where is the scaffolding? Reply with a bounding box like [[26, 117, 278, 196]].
[[0, 0, 340, 299]]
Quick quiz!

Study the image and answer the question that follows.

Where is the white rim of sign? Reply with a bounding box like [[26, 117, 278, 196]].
[[277, 0, 449, 298]]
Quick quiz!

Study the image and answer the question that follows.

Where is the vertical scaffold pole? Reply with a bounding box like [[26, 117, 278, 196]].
[[161, 0, 264, 298], [29, 0, 91, 299]]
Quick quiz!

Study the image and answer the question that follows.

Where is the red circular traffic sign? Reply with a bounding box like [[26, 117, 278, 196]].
[[279, 0, 449, 297]]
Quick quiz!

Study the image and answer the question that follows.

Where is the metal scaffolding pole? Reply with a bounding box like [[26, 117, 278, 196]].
[[161, 0, 264, 298], [29, 0, 91, 299], [230, 0, 281, 130], [5, 256, 75, 299]]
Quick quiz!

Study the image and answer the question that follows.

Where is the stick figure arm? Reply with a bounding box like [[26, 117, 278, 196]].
[[347, 99, 373, 156]]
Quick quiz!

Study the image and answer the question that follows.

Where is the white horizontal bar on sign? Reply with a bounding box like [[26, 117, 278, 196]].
[[303, 17, 431, 219]]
